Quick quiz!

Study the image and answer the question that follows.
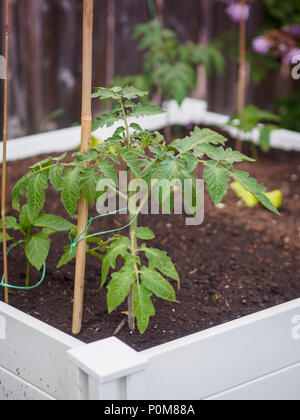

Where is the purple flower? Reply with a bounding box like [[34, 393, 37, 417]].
[[283, 48, 300, 65], [225, 4, 250, 22], [252, 36, 272, 54], [286, 24, 300, 38]]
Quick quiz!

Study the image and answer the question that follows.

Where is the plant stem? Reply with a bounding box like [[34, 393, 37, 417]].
[[25, 259, 30, 288]]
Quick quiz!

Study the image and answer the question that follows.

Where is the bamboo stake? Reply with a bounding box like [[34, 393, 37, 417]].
[[1, 0, 9, 304], [72, 0, 94, 335], [236, 0, 247, 152]]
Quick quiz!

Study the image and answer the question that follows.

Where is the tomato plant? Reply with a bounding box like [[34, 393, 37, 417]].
[[7, 86, 279, 333]]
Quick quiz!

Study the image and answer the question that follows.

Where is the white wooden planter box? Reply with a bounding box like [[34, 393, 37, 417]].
[[0, 299, 300, 400], [0, 101, 300, 400]]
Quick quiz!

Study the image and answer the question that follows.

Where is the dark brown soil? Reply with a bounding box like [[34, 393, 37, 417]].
[[1, 139, 300, 351]]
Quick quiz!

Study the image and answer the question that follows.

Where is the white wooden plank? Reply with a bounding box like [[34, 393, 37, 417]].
[[0, 367, 55, 400], [141, 299, 300, 400], [0, 302, 84, 400], [207, 363, 300, 401]]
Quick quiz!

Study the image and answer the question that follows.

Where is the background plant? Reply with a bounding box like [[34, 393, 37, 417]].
[[114, 20, 225, 106], [9, 86, 279, 334], [228, 104, 281, 153]]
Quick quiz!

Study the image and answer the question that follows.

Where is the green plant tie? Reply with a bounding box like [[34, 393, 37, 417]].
[[69, 208, 137, 255], [0, 241, 46, 290], [148, 0, 157, 20]]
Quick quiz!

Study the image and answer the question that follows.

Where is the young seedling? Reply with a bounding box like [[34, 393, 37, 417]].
[[9, 86, 279, 334]]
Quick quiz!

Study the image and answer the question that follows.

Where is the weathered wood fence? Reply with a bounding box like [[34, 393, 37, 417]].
[[0, 0, 297, 139]]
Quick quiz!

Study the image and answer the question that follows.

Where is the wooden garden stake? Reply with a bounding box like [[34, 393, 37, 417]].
[[72, 0, 94, 335], [236, 0, 247, 152], [1, 0, 10, 304]]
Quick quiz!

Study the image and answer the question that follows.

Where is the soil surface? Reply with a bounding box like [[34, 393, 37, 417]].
[[1, 136, 300, 351]]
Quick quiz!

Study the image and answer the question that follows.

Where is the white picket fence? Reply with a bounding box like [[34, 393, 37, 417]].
[[1, 299, 300, 400]]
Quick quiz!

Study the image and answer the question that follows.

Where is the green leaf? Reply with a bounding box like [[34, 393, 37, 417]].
[[143, 246, 179, 282], [122, 86, 148, 100], [131, 103, 165, 118], [49, 164, 64, 190], [26, 172, 48, 223], [0, 232, 14, 242], [19, 205, 32, 231], [130, 123, 143, 132], [107, 256, 136, 313], [141, 267, 176, 302], [92, 86, 123, 100], [133, 283, 155, 334], [57, 246, 76, 268], [61, 168, 81, 217], [203, 161, 230, 205], [80, 168, 100, 207], [121, 150, 142, 178], [231, 169, 280, 215], [25, 232, 50, 271], [0, 216, 17, 230], [101, 237, 130, 287], [12, 174, 31, 212], [170, 128, 227, 154], [136, 227, 155, 240], [34, 214, 73, 232], [99, 158, 118, 186], [200, 145, 255, 165], [259, 126, 273, 153], [92, 113, 121, 132]]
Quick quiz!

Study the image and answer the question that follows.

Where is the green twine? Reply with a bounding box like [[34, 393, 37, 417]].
[[0, 241, 46, 291], [148, 0, 157, 20], [1, 209, 136, 291], [69, 208, 137, 255]]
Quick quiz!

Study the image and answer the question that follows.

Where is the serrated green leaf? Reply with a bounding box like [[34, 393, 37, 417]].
[[231, 169, 280, 215], [19, 205, 32, 231], [141, 267, 176, 302], [130, 123, 143, 132], [61, 168, 81, 217], [92, 86, 123, 100], [203, 161, 230, 205], [12, 174, 31, 212], [133, 283, 155, 334], [80, 168, 100, 207], [92, 113, 121, 132], [34, 214, 73, 232], [49, 164, 64, 190], [200, 145, 255, 165], [101, 237, 131, 287], [107, 256, 136, 313], [136, 227, 155, 240], [143, 246, 179, 282], [122, 86, 148, 99], [170, 128, 227, 155], [26, 172, 48, 223], [25, 232, 50, 271], [121, 150, 142, 178], [131, 103, 165, 118], [99, 158, 118, 186]]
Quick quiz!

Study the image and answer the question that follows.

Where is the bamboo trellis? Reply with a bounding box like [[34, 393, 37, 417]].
[[72, 0, 94, 335], [2, 0, 9, 304]]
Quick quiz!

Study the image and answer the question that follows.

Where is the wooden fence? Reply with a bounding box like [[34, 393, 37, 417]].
[[0, 0, 297, 139]]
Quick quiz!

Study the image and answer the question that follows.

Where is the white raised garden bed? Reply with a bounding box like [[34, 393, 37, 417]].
[[0, 299, 300, 400], [1, 101, 300, 400]]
